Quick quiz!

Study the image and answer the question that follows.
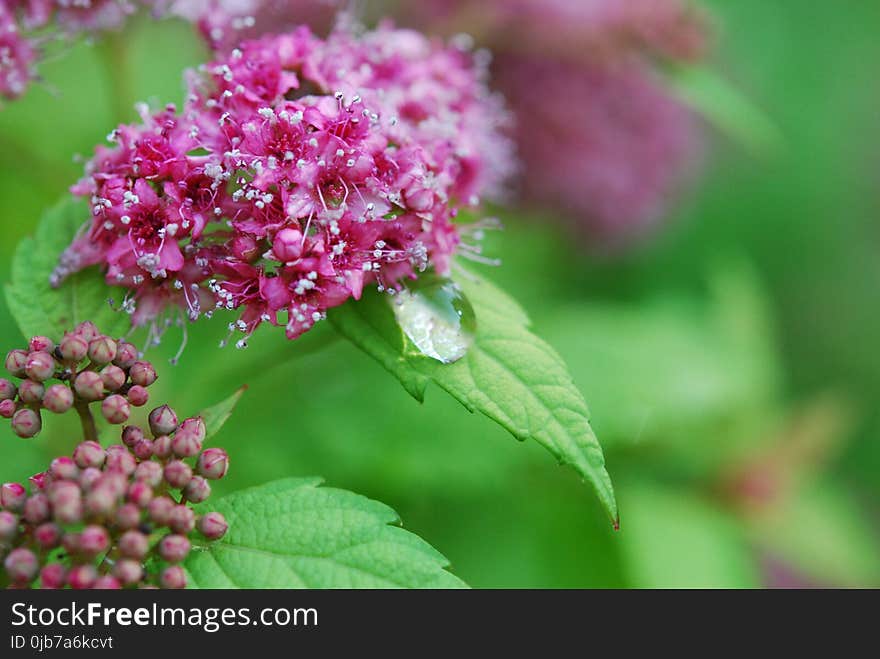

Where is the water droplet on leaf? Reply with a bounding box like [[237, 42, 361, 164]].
[[390, 276, 476, 364]]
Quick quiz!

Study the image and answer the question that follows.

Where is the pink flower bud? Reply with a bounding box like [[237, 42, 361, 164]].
[[152, 435, 173, 458], [160, 565, 187, 589], [167, 505, 196, 534], [93, 576, 122, 589], [59, 333, 88, 362], [0, 510, 18, 541], [43, 383, 74, 413], [115, 502, 142, 530], [62, 532, 80, 555], [12, 407, 41, 437], [17, 379, 44, 404], [0, 399, 16, 418], [25, 351, 55, 381], [405, 186, 435, 212], [104, 447, 136, 475], [231, 234, 261, 262], [50, 481, 83, 524], [126, 482, 153, 508], [113, 341, 139, 369], [101, 472, 129, 498], [49, 456, 79, 481], [23, 492, 50, 524], [28, 472, 48, 491], [34, 522, 61, 549], [1, 482, 26, 511], [4, 548, 38, 584], [100, 364, 126, 391], [163, 460, 193, 489], [73, 441, 106, 469], [74, 321, 99, 342], [101, 394, 131, 424], [79, 467, 103, 490], [83, 485, 114, 518], [127, 385, 149, 407], [74, 371, 104, 401], [197, 512, 228, 540], [40, 563, 66, 589], [197, 448, 229, 480], [5, 349, 28, 376], [118, 530, 149, 560], [133, 439, 154, 461], [183, 476, 211, 503], [29, 336, 54, 353], [112, 559, 143, 586], [149, 404, 178, 436], [134, 460, 163, 487], [180, 415, 207, 441], [129, 361, 157, 387], [158, 533, 191, 563], [148, 496, 175, 525], [121, 425, 145, 448], [171, 429, 202, 458], [88, 336, 117, 365], [68, 564, 98, 589], [271, 227, 304, 262], [0, 378, 15, 400], [79, 524, 110, 557]]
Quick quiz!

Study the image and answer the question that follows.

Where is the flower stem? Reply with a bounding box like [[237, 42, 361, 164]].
[[75, 401, 99, 444], [98, 31, 135, 125]]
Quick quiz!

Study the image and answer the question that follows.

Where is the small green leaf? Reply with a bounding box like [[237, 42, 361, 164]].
[[200, 386, 247, 440], [184, 478, 467, 588], [328, 268, 618, 525], [5, 197, 130, 341]]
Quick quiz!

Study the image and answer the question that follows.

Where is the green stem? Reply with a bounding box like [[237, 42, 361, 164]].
[[75, 401, 99, 444], [98, 31, 135, 125]]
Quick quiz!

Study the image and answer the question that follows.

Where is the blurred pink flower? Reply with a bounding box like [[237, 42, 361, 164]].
[[152, 0, 342, 51], [0, 7, 36, 99], [396, 0, 710, 246], [495, 54, 698, 243]]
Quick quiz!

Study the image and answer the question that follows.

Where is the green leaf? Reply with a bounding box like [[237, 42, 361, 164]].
[[540, 263, 782, 468], [5, 197, 130, 341], [184, 478, 467, 588], [618, 483, 760, 588], [667, 65, 782, 157], [328, 268, 618, 525], [200, 386, 247, 440]]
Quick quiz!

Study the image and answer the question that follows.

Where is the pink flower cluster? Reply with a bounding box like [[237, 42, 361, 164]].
[[152, 0, 342, 52], [53, 23, 512, 343], [0, 0, 137, 99], [0, 1, 337, 100], [399, 0, 710, 245]]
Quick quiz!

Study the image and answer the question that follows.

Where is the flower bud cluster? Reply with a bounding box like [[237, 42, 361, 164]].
[[2, 322, 155, 439], [1, 407, 229, 589]]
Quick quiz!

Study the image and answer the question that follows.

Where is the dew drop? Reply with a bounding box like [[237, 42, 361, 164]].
[[390, 276, 476, 364]]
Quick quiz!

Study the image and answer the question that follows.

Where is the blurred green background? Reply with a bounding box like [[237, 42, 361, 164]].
[[1, 1, 879, 587]]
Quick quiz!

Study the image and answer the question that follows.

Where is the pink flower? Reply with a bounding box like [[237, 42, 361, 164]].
[[398, 0, 709, 245], [0, 7, 36, 99], [55, 22, 511, 344], [152, 0, 341, 51], [53, 0, 137, 32], [495, 54, 698, 244]]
